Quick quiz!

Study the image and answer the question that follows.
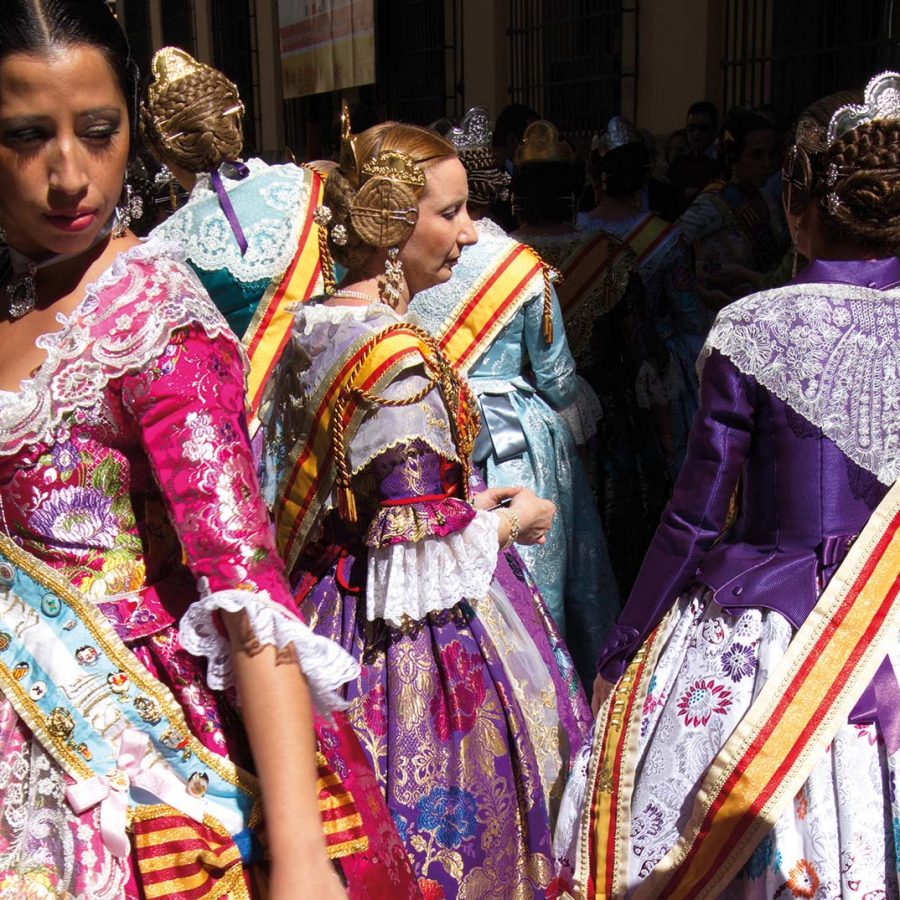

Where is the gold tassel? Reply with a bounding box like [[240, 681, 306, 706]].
[[337, 481, 358, 523], [542, 265, 554, 344]]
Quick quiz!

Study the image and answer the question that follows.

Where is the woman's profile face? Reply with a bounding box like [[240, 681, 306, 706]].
[[0, 45, 130, 257], [399, 156, 477, 296]]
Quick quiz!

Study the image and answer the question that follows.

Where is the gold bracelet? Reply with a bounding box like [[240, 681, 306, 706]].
[[498, 508, 520, 551]]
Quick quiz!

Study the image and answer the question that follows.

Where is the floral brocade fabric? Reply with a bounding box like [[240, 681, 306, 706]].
[[279, 303, 592, 899], [0, 243, 414, 898]]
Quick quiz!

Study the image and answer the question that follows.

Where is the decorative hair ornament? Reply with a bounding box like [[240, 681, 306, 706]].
[[447, 107, 493, 151], [596, 116, 640, 154], [339, 99, 362, 188], [350, 150, 424, 249], [827, 70, 900, 145], [446, 107, 511, 205], [514, 120, 574, 166]]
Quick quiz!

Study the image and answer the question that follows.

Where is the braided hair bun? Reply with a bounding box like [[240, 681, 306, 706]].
[[142, 48, 244, 174]]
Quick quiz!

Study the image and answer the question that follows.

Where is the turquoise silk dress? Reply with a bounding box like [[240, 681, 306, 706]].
[[412, 218, 619, 684], [151, 158, 320, 338]]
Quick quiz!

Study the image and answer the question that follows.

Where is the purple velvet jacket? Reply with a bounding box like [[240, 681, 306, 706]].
[[597, 257, 900, 729]]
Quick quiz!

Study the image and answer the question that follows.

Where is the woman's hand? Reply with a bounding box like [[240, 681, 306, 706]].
[[591, 673, 615, 716], [473, 484, 522, 511], [508, 488, 556, 545]]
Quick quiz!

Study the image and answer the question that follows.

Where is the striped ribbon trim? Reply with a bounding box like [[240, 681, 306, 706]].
[[438, 242, 543, 374], [274, 324, 434, 570], [243, 170, 325, 427], [580, 477, 900, 899]]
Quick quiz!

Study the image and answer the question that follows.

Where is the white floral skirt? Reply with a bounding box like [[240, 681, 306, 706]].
[[557, 588, 900, 898]]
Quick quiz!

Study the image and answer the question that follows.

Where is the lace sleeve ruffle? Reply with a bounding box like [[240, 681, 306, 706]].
[[365, 509, 499, 625], [178, 585, 359, 713], [366, 497, 476, 548]]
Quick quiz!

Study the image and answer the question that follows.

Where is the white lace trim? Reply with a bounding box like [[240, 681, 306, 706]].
[[292, 300, 402, 334], [365, 509, 499, 626], [0, 238, 237, 456], [178, 587, 360, 713], [704, 281, 900, 484], [151, 159, 313, 283], [558, 375, 603, 444]]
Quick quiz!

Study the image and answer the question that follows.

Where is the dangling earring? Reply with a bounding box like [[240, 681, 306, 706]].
[[379, 247, 404, 307], [113, 179, 144, 238]]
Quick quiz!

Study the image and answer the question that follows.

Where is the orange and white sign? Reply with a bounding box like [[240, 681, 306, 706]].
[[279, 0, 375, 98]]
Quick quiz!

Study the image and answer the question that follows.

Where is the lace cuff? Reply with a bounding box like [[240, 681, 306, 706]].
[[558, 375, 603, 445], [366, 497, 476, 548], [179, 588, 360, 713], [365, 509, 499, 625]]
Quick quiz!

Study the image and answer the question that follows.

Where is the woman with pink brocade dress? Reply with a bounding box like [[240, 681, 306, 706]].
[[0, 2, 418, 897]]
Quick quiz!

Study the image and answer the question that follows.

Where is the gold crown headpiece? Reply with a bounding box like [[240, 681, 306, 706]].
[[514, 120, 574, 166]]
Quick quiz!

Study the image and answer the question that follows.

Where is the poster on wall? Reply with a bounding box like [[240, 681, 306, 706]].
[[280, 0, 375, 99]]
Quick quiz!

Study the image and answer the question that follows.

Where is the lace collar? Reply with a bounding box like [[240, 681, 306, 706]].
[[0, 238, 235, 457], [150, 158, 313, 284], [704, 281, 900, 484]]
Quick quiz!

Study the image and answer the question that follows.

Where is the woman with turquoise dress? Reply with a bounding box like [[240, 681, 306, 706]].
[[411, 108, 618, 684]]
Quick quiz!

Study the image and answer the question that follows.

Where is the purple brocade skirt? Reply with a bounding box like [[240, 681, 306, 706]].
[[294, 534, 591, 899]]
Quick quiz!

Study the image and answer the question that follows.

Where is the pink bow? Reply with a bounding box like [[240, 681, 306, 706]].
[[65, 728, 206, 857]]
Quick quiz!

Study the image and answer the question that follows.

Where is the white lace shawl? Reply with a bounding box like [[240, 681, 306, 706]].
[[0, 239, 235, 457], [279, 303, 499, 624], [150, 158, 314, 284], [703, 281, 900, 485]]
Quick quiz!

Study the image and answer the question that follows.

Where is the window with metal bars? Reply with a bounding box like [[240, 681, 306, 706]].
[[721, 0, 900, 120], [212, 0, 261, 155], [507, 0, 635, 142], [161, 0, 196, 55], [376, 0, 463, 126], [119, 0, 154, 79]]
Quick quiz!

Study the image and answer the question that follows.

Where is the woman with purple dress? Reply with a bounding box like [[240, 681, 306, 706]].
[[556, 74, 900, 897], [264, 119, 590, 898]]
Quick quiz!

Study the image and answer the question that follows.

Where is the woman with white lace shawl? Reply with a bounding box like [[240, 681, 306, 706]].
[[555, 74, 900, 898], [0, 3, 419, 898], [264, 118, 591, 898]]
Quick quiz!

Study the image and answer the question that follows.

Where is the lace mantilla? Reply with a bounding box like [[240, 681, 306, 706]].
[[178, 587, 360, 713], [366, 508, 498, 625], [704, 282, 900, 484], [411, 218, 544, 342], [0, 239, 238, 457], [152, 159, 314, 284]]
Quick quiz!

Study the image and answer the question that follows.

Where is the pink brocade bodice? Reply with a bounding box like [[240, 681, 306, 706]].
[[0, 242, 293, 639]]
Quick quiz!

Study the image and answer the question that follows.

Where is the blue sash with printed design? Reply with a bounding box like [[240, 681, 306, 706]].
[[0, 533, 259, 863]]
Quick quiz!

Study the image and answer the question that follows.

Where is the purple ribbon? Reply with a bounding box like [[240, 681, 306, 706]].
[[794, 255, 900, 290], [209, 162, 251, 257]]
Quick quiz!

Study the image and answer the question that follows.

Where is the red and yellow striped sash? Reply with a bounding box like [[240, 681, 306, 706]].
[[131, 753, 365, 899], [623, 214, 672, 264], [438, 242, 544, 373], [556, 231, 627, 321], [243, 170, 325, 425], [275, 324, 434, 570], [581, 478, 900, 899]]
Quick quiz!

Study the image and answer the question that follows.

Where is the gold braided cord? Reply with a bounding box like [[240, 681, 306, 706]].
[[329, 323, 480, 522], [541, 263, 558, 344], [317, 220, 337, 295]]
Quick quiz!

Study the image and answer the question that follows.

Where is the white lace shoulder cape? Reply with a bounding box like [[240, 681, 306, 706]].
[[0, 238, 238, 457], [703, 281, 900, 484], [410, 218, 544, 339], [267, 302, 497, 625], [150, 158, 314, 284]]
